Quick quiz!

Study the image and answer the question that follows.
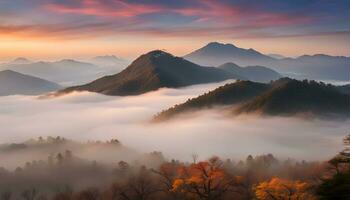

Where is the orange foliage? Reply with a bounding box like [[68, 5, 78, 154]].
[[255, 177, 317, 200], [171, 158, 239, 200]]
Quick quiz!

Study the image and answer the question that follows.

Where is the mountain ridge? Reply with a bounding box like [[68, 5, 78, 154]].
[[185, 42, 350, 81], [154, 78, 350, 121], [0, 70, 61, 96], [59, 50, 241, 96]]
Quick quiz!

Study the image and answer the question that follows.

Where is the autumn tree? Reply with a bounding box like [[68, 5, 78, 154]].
[[152, 162, 185, 199], [172, 157, 242, 200], [255, 177, 316, 200]]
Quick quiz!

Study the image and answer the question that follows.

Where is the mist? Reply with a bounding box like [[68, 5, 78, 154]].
[[0, 79, 349, 166]]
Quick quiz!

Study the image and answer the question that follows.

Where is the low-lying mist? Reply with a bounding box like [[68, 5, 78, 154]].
[[0, 79, 349, 167]]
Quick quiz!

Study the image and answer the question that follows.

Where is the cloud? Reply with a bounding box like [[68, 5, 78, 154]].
[[0, 80, 348, 166], [0, 0, 337, 40], [44, 0, 164, 18]]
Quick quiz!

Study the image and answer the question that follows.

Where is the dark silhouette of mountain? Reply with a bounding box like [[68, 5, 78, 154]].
[[59, 50, 241, 96], [185, 42, 350, 81], [184, 42, 275, 67], [236, 79, 350, 116], [335, 84, 350, 95], [154, 80, 270, 121], [0, 70, 61, 96], [155, 78, 350, 121], [218, 62, 282, 82], [0, 59, 106, 86]]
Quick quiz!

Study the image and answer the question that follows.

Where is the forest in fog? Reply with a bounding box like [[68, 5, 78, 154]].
[[0, 134, 349, 200]]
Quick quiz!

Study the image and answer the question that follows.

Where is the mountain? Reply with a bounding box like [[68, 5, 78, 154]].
[[274, 54, 350, 81], [154, 80, 270, 121], [0, 59, 105, 86], [184, 42, 350, 81], [337, 84, 350, 95], [184, 42, 275, 67], [268, 54, 286, 59], [90, 55, 130, 73], [0, 70, 61, 96], [218, 63, 282, 82], [60, 50, 241, 96], [92, 55, 126, 65], [155, 78, 350, 121], [10, 57, 32, 64], [236, 79, 350, 116]]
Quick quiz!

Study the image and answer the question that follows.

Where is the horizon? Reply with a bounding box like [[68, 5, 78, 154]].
[[1, 41, 349, 63], [1, 0, 350, 60]]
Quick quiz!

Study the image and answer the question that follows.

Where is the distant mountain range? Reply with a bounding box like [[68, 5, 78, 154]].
[[91, 55, 127, 66], [185, 42, 350, 81], [0, 56, 130, 86], [89, 55, 130, 73], [154, 78, 350, 121], [58, 50, 281, 96], [184, 42, 274, 67], [0, 70, 61, 96], [9, 57, 32, 65], [218, 63, 281, 83], [267, 54, 287, 59]]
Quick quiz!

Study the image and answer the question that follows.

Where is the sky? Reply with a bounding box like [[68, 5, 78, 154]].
[[0, 0, 350, 60]]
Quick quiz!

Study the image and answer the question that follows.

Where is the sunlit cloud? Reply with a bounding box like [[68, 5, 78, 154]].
[[0, 0, 349, 58]]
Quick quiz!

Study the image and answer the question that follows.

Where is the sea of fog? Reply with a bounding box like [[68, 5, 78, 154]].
[[0, 79, 349, 162]]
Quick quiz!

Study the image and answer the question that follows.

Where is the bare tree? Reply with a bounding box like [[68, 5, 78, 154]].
[[1, 191, 12, 200], [21, 188, 38, 200], [76, 187, 100, 200], [111, 167, 160, 200]]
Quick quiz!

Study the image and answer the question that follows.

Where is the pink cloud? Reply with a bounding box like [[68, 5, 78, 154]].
[[172, 0, 311, 27], [44, 0, 164, 18]]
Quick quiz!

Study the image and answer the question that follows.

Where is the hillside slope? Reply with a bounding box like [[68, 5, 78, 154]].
[[0, 70, 61, 96], [218, 62, 282, 82], [155, 78, 350, 121], [60, 50, 241, 96]]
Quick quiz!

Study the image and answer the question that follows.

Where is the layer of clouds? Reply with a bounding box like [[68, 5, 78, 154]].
[[0, 80, 349, 164], [1, 0, 350, 40]]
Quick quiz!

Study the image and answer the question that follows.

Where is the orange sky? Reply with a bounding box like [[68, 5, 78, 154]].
[[1, 0, 350, 60]]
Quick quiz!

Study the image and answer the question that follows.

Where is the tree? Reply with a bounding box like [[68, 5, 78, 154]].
[[1, 191, 12, 200], [172, 157, 240, 200], [317, 134, 350, 199], [21, 188, 38, 200], [152, 162, 184, 199], [328, 134, 350, 174], [75, 187, 100, 200], [317, 172, 350, 200], [109, 167, 160, 200], [53, 186, 73, 200], [255, 177, 316, 200]]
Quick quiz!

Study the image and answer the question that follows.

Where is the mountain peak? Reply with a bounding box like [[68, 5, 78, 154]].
[[184, 42, 274, 66], [146, 50, 173, 59], [0, 69, 18, 75], [60, 50, 236, 96], [11, 57, 31, 64], [205, 42, 237, 49]]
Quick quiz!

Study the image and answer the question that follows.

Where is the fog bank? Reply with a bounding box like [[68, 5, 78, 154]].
[[0, 80, 349, 163]]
